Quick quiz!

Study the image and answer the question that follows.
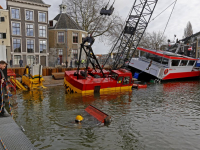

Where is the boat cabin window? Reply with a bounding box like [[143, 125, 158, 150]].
[[180, 60, 188, 66], [111, 73, 118, 80], [123, 76, 130, 85], [142, 52, 168, 65], [146, 53, 161, 63], [188, 60, 195, 66], [171, 60, 180, 66], [161, 58, 169, 65], [117, 76, 123, 83]]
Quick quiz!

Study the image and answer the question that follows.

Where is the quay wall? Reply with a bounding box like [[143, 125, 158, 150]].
[[8, 67, 109, 76]]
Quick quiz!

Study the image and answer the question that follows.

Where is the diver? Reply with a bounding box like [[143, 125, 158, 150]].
[[75, 114, 111, 126], [75, 115, 84, 124]]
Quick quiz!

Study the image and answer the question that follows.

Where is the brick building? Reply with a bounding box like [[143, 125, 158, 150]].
[[181, 32, 200, 58], [48, 3, 87, 67], [7, 0, 50, 67]]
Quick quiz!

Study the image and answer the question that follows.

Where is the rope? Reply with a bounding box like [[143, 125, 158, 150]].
[[0, 137, 8, 150], [6, 82, 12, 118], [0, 83, 3, 113]]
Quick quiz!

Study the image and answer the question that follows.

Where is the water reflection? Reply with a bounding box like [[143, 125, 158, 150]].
[[9, 80, 200, 150], [22, 89, 44, 102]]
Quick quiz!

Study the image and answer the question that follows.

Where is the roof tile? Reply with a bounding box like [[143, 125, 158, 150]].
[[21, 0, 45, 4], [51, 13, 83, 30]]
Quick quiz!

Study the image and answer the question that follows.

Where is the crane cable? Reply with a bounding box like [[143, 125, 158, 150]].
[[149, 0, 177, 23], [160, 0, 177, 40]]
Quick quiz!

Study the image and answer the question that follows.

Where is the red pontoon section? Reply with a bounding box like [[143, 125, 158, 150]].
[[85, 105, 108, 123]]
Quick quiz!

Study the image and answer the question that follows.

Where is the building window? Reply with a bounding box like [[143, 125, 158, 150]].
[[198, 39, 200, 47], [11, 8, 20, 19], [180, 60, 188, 66], [73, 33, 78, 43], [58, 49, 63, 55], [49, 20, 53, 27], [26, 24, 34, 36], [25, 10, 34, 21], [27, 55, 34, 65], [0, 33, 6, 39], [14, 55, 21, 65], [39, 40, 46, 53], [27, 39, 34, 53], [13, 38, 21, 52], [58, 32, 64, 43], [0, 17, 5, 22], [39, 12, 46, 22], [39, 25, 46, 37], [72, 49, 78, 59], [171, 60, 180, 66], [123, 76, 130, 85], [12, 22, 20, 35], [82, 33, 86, 43]]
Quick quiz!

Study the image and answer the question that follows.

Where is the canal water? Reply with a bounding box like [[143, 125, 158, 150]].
[[9, 79, 200, 150]]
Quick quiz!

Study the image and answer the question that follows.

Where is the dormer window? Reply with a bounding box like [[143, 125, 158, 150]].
[[49, 21, 53, 27], [49, 20, 57, 27]]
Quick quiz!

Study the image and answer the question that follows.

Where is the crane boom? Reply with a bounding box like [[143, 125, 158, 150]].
[[104, 0, 158, 69]]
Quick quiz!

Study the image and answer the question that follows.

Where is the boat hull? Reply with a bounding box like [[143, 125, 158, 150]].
[[129, 58, 200, 80], [64, 70, 133, 94]]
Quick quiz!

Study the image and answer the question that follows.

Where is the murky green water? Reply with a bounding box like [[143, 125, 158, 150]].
[[9, 79, 200, 150]]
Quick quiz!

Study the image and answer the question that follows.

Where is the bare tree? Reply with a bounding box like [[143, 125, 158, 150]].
[[139, 31, 167, 50], [63, 0, 123, 41], [184, 21, 193, 38]]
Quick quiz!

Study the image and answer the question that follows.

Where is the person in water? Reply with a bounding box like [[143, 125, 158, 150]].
[[75, 115, 84, 124]]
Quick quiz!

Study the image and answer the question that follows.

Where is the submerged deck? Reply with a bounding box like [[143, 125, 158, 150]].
[[0, 111, 37, 150]]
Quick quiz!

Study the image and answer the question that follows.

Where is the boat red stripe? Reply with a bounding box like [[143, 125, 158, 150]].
[[163, 71, 200, 80], [137, 47, 198, 61]]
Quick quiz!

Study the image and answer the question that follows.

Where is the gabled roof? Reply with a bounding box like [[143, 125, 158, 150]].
[[181, 31, 200, 43], [21, 0, 45, 4], [0, 5, 3, 9], [50, 13, 83, 30]]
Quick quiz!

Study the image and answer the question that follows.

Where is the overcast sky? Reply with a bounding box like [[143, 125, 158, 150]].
[[1, 0, 200, 54]]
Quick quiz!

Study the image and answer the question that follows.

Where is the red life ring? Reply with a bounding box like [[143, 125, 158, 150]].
[[164, 69, 168, 75]]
